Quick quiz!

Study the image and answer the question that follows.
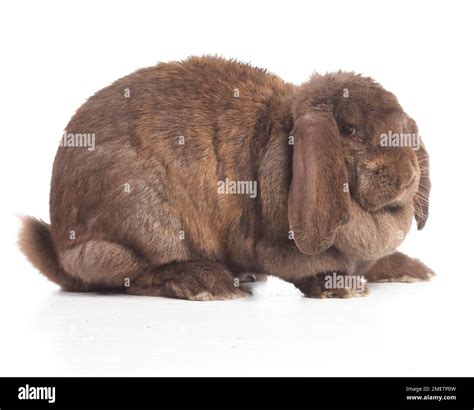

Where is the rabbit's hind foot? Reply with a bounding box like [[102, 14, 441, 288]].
[[126, 260, 250, 301]]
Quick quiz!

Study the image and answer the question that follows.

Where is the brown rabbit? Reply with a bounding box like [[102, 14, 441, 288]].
[[19, 56, 433, 300]]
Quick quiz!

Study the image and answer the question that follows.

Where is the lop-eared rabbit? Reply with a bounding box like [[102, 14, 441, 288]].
[[20, 56, 433, 300]]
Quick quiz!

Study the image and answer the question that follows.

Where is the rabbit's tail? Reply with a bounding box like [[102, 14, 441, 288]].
[[18, 216, 86, 291]]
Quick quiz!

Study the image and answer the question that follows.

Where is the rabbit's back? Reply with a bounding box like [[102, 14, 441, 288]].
[[50, 56, 294, 267]]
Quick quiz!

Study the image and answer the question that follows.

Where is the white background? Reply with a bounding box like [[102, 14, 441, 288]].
[[0, 0, 473, 376]]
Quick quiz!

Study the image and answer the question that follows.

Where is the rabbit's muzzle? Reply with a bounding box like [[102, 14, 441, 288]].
[[353, 148, 419, 213]]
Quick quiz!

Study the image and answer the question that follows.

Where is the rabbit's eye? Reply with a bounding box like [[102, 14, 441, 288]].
[[342, 125, 356, 136]]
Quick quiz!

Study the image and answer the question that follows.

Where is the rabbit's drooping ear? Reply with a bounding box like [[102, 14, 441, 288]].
[[414, 138, 431, 229], [288, 111, 351, 255], [406, 116, 431, 230]]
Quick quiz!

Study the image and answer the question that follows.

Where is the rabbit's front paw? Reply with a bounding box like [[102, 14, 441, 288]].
[[293, 273, 369, 299], [363, 252, 435, 283]]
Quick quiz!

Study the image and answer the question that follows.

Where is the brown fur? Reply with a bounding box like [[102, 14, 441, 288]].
[[19, 56, 433, 300], [363, 252, 434, 283]]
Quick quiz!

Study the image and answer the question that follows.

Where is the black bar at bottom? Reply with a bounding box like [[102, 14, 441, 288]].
[[0, 377, 472, 409]]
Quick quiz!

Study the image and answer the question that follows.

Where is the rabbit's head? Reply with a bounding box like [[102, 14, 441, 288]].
[[288, 72, 430, 255]]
